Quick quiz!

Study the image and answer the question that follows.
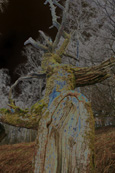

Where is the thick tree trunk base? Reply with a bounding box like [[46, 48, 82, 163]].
[[34, 91, 95, 173]]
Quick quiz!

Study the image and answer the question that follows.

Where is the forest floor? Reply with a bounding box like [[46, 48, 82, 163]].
[[0, 126, 114, 173]]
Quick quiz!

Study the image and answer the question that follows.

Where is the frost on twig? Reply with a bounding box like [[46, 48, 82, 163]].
[[24, 0, 71, 55], [53, 0, 70, 49], [53, 0, 64, 10], [9, 72, 46, 104], [44, 0, 70, 50], [39, 30, 53, 50], [24, 37, 49, 52], [44, 0, 60, 29]]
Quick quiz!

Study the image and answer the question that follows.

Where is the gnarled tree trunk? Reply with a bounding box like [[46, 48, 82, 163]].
[[0, 57, 114, 172], [33, 67, 95, 173], [34, 95, 94, 172], [0, 0, 114, 172]]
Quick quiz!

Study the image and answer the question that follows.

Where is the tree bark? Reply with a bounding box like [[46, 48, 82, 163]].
[[72, 57, 115, 86], [34, 91, 95, 173], [32, 67, 95, 172], [0, 57, 114, 172]]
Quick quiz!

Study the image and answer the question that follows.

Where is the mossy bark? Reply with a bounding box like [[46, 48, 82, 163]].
[[0, 47, 114, 172], [33, 67, 95, 173], [0, 56, 114, 129]]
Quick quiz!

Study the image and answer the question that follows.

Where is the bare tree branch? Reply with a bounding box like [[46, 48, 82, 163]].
[[38, 30, 53, 51], [53, 0, 70, 50], [94, 0, 115, 34], [53, 0, 64, 10], [9, 73, 46, 104], [44, 0, 60, 29], [24, 37, 49, 52], [63, 53, 79, 61], [0, 111, 39, 130], [72, 57, 115, 87], [39, 30, 52, 44]]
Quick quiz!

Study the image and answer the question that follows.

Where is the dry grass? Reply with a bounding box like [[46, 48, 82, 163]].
[[0, 142, 35, 173], [95, 126, 115, 173], [0, 126, 114, 173]]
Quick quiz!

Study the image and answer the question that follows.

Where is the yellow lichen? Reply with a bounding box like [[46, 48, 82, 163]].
[[31, 99, 48, 115], [56, 35, 70, 56], [41, 53, 60, 71]]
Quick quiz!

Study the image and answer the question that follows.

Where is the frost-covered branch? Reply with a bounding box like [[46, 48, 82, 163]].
[[53, 0, 64, 10], [53, 0, 70, 50], [9, 72, 46, 104], [24, 37, 49, 52], [94, 0, 115, 33], [63, 53, 79, 61], [44, 0, 70, 50], [24, 0, 71, 56], [44, 0, 60, 29], [39, 30, 53, 50]]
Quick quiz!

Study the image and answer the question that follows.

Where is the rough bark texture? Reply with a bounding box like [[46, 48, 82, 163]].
[[34, 91, 95, 173], [72, 57, 115, 87], [0, 57, 114, 172], [28, 65, 95, 172]]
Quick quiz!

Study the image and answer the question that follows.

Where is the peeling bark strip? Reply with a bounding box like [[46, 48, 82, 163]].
[[34, 91, 95, 173]]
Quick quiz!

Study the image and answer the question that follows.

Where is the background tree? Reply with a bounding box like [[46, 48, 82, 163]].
[[0, 69, 10, 108], [14, 39, 46, 109], [65, 0, 115, 121], [0, 0, 115, 172], [0, 0, 9, 144], [85, 0, 115, 119]]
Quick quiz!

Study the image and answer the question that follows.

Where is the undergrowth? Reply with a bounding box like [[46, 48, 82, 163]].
[[0, 126, 114, 173]]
